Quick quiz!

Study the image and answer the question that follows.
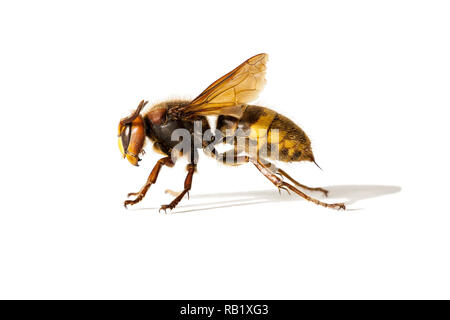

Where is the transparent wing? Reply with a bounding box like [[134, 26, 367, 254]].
[[171, 53, 268, 119]]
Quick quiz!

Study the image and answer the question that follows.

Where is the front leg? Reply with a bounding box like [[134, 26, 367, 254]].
[[159, 164, 196, 213], [124, 156, 174, 208]]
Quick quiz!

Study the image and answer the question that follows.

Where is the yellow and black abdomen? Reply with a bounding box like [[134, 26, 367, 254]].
[[218, 105, 315, 163]]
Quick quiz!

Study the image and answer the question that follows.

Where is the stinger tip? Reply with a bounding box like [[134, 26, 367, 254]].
[[313, 160, 323, 171]]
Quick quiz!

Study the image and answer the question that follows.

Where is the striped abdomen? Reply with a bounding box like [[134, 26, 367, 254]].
[[217, 105, 315, 163]]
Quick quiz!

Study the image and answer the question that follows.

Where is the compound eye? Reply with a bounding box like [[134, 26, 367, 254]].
[[121, 125, 131, 151]]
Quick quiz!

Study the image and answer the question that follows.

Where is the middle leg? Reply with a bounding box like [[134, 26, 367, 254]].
[[159, 163, 196, 213]]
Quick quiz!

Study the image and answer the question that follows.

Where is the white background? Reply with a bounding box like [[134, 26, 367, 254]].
[[0, 0, 449, 299]]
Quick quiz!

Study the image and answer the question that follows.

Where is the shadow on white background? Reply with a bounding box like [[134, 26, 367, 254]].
[[131, 185, 401, 213]]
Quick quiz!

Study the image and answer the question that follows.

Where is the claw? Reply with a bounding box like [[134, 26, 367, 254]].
[[276, 172, 284, 181], [159, 205, 171, 214], [127, 192, 139, 198], [278, 186, 291, 195], [312, 187, 329, 197], [124, 199, 139, 209], [330, 203, 346, 210]]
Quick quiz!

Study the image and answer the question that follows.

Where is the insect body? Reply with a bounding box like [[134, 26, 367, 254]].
[[118, 54, 346, 211]]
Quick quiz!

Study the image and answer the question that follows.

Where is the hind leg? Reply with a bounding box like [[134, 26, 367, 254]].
[[277, 168, 329, 197], [252, 159, 345, 210]]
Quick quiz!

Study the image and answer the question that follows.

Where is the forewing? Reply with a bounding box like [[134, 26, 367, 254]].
[[172, 53, 268, 119]]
